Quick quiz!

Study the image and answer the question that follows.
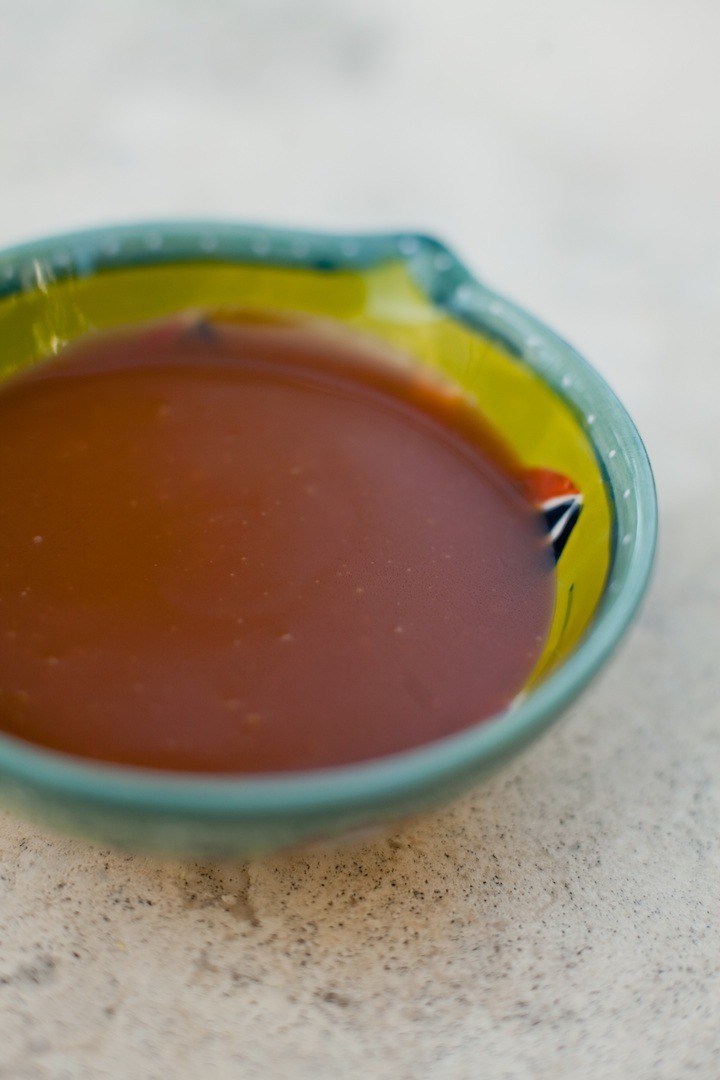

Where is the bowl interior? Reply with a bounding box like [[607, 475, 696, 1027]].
[[0, 235, 613, 695]]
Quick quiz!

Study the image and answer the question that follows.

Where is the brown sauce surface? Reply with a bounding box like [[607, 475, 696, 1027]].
[[0, 314, 554, 772]]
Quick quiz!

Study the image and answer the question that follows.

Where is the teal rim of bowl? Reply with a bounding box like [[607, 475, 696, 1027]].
[[0, 221, 658, 816]]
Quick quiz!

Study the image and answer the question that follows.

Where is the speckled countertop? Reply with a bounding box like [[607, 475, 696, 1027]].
[[0, 2, 718, 1077]]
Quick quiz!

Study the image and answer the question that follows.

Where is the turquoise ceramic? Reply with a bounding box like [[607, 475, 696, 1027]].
[[0, 222, 657, 856]]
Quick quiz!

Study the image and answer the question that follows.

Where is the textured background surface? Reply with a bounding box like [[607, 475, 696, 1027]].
[[0, 2, 718, 1077]]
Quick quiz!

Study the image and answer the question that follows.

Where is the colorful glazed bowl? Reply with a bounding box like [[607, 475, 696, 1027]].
[[0, 222, 656, 857]]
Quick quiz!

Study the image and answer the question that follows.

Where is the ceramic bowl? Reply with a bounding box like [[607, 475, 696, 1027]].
[[0, 222, 657, 856]]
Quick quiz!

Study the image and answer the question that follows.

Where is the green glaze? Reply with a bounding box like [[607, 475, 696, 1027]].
[[0, 222, 657, 857]]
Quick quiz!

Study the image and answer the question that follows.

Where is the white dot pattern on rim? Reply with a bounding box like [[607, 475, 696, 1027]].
[[397, 237, 420, 256], [454, 283, 474, 307]]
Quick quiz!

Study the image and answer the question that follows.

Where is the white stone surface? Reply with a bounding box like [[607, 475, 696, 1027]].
[[0, 2, 718, 1077]]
